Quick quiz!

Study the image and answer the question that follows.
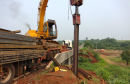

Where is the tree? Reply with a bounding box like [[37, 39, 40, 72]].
[[86, 37, 88, 41], [121, 50, 130, 65], [84, 41, 93, 49]]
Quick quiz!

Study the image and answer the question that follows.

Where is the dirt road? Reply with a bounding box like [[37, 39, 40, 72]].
[[100, 55, 117, 65], [100, 54, 128, 67]]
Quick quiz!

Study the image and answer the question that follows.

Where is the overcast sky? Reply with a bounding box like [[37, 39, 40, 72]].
[[0, 0, 130, 40]]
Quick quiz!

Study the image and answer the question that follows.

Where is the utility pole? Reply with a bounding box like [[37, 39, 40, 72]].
[[96, 42, 97, 51], [70, 0, 83, 77]]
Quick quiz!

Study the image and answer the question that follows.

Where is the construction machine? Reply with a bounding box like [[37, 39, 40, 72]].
[[63, 40, 72, 50], [25, 19, 57, 40], [25, 0, 57, 40], [25, 0, 83, 49], [25, 0, 60, 51]]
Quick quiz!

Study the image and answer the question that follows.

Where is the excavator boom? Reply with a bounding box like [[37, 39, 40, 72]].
[[38, 0, 48, 35]]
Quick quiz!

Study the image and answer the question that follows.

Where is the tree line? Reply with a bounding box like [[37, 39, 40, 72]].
[[84, 37, 130, 50]]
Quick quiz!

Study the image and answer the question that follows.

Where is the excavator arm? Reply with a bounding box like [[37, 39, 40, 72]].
[[37, 0, 48, 37]]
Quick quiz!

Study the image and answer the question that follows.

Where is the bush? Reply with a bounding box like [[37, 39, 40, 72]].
[[92, 51, 101, 61], [83, 50, 89, 56], [78, 56, 89, 63], [89, 57, 94, 62], [95, 67, 110, 81]]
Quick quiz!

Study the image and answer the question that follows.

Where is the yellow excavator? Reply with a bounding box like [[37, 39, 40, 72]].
[[25, 0, 57, 40], [25, 0, 83, 41], [25, 0, 83, 50]]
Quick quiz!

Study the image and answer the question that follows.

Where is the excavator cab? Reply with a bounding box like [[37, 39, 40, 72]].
[[25, 19, 57, 40], [43, 19, 57, 40]]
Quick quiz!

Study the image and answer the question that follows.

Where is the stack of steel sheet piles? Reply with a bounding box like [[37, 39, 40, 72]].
[[0, 28, 45, 65]]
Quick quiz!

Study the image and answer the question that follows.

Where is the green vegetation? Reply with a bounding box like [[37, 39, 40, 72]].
[[58, 37, 130, 50], [92, 77, 100, 83], [78, 56, 89, 63], [35, 70, 48, 80], [108, 57, 126, 63], [84, 41, 93, 48], [78, 47, 130, 84], [83, 37, 130, 50], [121, 50, 130, 65]]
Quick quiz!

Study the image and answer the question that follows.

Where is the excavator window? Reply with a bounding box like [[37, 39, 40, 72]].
[[43, 24, 47, 32], [48, 23, 55, 36]]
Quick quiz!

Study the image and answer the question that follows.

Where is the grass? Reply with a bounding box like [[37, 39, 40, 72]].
[[35, 72, 45, 80], [79, 58, 130, 84], [104, 50, 122, 54], [79, 57, 107, 71], [107, 56, 130, 66], [78, 48, 130, 84], [92, 77, 100, 83], [107, 57, 126, 63]]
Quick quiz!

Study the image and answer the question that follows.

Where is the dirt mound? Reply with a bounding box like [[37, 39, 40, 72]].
[[87, 51, 99, 63], [80, 50, 99, 63]]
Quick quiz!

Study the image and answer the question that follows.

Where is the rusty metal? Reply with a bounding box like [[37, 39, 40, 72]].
[[73, 14, 80, 25], [72, 6, 80, 77], [78, 68, 92, 79], [0, 65, 2, 72], [70, 0, 83, 6], [0, 44, 41, 49], [0, 39, 36, 45], [41, 40, 61, 49], [47, 51, 60, 66], [0, 49, 45, 65], [11, 30, 21, 33], [0, 29, 38, 42], [0, 28, 13, 32]]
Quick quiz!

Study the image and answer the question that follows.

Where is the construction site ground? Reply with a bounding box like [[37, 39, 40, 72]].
[[12, 66, 106, 84], [11, 50, 107, 84]]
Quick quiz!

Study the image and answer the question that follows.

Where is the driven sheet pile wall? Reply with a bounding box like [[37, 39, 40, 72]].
[[0, 28, 45, 65]]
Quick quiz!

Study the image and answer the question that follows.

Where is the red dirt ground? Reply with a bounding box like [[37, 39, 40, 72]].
[[12, 68, 106, 84], [12, 50, 106, 84]]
